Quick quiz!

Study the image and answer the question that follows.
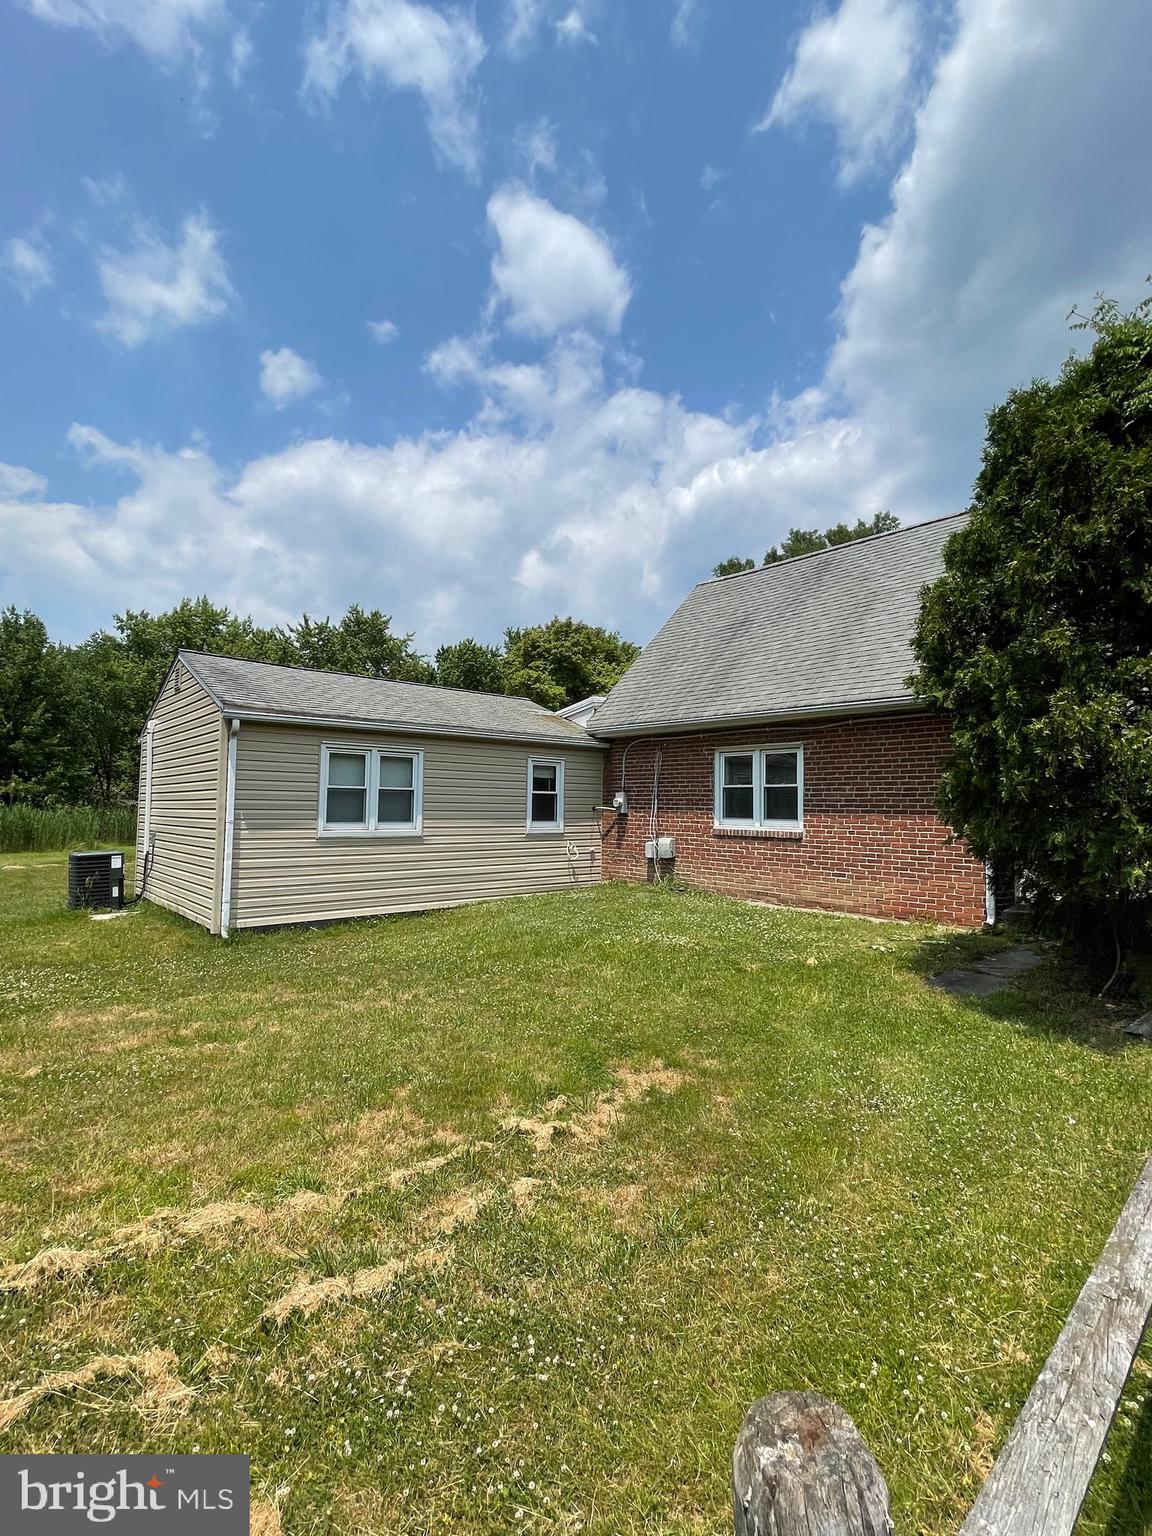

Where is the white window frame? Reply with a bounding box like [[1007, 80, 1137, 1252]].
[[713, 744, 804, 831], [526, 756, 565, 833], [318, 744, 424, 837]]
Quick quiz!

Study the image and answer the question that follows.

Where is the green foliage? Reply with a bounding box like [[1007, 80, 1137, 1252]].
[[764, 510, 901, 564], [715, 512, 901, 575], [0, 608, 79, 803], [0, 802, 137, 852], [502, 617, 640, 709], [434, 638, 505, 693], [911, 293, 1152, 948], [283, 603, 434, 682], [712, 556, 756, 578]]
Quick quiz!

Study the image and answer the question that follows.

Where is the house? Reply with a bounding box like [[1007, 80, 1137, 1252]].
[[590, 512, 987, 924], [135, 651, 605, 935]]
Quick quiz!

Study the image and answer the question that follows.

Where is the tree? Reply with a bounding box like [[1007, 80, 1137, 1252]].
[[435, 638, 505, 693], [282, 604, 434, 682], [502, 618, 640, 710], [0, 608, 80, 802], [764, 511, 900, 564], [712, 556, 756, 578], [911, 293, 1152, 964]]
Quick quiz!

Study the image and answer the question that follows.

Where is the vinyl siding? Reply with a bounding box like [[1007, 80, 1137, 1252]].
[[228, 723, 604, 927], [135, 661, 225, 930]]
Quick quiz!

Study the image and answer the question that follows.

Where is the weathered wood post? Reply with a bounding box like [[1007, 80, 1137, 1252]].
[[732, 1390, 892, 1535]]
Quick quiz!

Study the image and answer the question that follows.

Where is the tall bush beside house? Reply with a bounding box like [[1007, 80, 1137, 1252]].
[[911, 294, 1152, 976]]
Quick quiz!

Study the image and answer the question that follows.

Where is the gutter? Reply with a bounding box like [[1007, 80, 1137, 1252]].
[[219, 718, 240, 940], [218, 708, 607, 750], [140, 719, 156, 891], [588, 695, 923, 740]]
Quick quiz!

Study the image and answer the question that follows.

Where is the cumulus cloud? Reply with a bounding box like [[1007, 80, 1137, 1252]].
[[757, 0, 921, 187], [259, 347, 325, 407], [1, 231, 55, 301], [5, 0, 1152, 661], [367, 318, 400, 344], [16, 0, 228, 58], [94, 210, 234, 346], [487, 186, 631, 337], [0, 461, 48, 498], [304, 0, 486, 177]]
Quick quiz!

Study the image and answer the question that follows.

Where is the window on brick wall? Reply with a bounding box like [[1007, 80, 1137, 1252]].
[[714, 746, 803, 830]]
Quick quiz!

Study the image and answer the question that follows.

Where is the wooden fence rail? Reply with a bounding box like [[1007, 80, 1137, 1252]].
[[732, 1155, 1152, 1535]]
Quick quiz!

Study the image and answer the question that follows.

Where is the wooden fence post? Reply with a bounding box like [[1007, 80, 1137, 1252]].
[[732, 1390, 892, 1535]]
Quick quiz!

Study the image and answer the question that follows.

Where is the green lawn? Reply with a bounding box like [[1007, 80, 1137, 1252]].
[[1, 854, 1150, 1534]]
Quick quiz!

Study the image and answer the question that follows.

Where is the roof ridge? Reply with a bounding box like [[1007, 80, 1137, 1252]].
[[700, 510, 968, 588], [177, 649, 541, 710]]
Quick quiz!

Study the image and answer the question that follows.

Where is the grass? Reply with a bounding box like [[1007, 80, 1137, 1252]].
[[0, 854, 1150, 1534], [0, 803, 137, 853]]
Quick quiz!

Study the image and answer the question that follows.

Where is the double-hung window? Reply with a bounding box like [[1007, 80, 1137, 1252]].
[[320, 746, 423, 835], [714, 745, 803, 831], [527, 758, 565, 832]]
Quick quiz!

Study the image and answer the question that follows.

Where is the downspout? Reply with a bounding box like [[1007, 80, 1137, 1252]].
[[220, 718, 240, 939], [984, 862, 997, 929], [140, 719, 156, 893]]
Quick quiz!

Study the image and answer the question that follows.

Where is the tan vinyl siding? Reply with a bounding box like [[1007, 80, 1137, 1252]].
[[229, 723, 603, 927], [136, 662, 225, 930]]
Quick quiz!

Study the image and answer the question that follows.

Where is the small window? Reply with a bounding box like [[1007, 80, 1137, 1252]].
[[527, 757, 564, 831], [320, 746, 423, 835], [714, 746, 803, 830]]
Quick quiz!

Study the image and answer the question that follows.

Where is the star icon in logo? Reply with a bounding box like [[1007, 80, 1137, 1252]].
[[146, 1475, 165, 1490]]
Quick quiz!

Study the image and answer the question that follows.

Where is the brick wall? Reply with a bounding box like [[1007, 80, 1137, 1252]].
[[599, 713, 985, 925]]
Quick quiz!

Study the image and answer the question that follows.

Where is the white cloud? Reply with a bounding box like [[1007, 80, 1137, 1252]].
[[0, 461, 47, 498], [554, 6, 595, 46], [699, 163, 726, 192], [514, 117, 558, 178], [502, 0, 542, 52], [670, 0, 699, 49], [94, 210, 234, 346], [487, 186, 631, 337], [367, 318, 400, 344], [259, 348, 325, 407], [758, 0, 921, 187], [5, 0, 1152, 662], [227, 27, 253, 83], [17, 0, 228, 57], [304, 0, 486, 177], [1, 231, 54, 301]]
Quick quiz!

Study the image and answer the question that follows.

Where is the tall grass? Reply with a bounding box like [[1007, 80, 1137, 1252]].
[[0, 803, 136, 853]]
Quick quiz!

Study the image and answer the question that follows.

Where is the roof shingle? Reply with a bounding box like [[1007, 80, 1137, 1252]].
[[177, 652, 603, 748], [590, 513, 965, 737]]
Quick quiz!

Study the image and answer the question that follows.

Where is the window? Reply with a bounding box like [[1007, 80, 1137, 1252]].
[[527, 757, 565, 831], [714, 746, 803, 830], [320, 746, 423, 835]]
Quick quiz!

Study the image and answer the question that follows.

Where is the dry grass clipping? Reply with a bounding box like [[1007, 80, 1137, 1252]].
[[509, 1176, 542, 1215], [262, 1250, 447, 1327], [0, 1349, 192, 1432], [502, 1062, 686, 1154], [422, 1186, 496, 1236]]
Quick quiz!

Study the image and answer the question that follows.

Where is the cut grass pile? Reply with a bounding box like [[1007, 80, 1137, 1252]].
[[0, 853, 1150, 1533]]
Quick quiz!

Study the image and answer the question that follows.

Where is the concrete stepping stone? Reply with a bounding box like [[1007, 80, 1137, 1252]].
[[929, 946, 1043, 997]]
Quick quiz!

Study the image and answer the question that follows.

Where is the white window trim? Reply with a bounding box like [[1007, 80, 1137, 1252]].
[[713, 744, 804, 831], [317, 743, 424, 837], [526, 756, 565, 833]]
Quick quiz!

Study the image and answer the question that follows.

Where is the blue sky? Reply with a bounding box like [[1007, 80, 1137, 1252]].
[[1, 0, 1150, 652]]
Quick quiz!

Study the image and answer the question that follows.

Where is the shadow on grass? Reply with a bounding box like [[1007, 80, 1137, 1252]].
[[904, 934, 1141, 1057], [1102, 1374, 1152, 1535]]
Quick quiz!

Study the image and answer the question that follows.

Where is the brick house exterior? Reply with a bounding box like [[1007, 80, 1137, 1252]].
[[599, 713, 985, 924], [588, 513, 987, 926]]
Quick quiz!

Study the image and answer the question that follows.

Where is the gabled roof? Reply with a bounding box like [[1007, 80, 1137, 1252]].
[[589, 513, 966, 738], [176, 652, 604, 749]]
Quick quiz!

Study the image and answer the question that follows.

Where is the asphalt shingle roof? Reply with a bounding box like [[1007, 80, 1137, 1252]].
[[590, 513, 966, 737], [177, 652, 603, 749]]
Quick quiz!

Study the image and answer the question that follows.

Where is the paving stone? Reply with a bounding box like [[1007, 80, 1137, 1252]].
[[929, 946, 1043, 997]]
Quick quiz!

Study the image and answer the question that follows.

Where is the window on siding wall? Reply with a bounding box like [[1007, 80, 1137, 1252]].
[[714, 746, 803, 830], [527, 758, 564, 831], [320, 746, 423, 835]]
